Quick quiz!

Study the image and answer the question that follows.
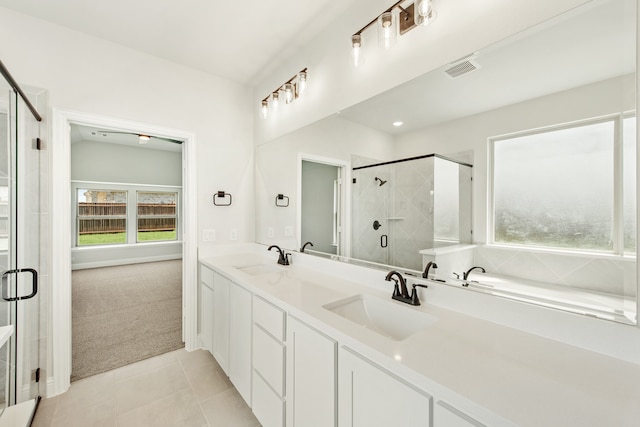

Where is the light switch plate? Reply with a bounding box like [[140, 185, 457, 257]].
[[267, 227, 275, 238], [230, 229, 238, 241], [203, 229, 216, 242]]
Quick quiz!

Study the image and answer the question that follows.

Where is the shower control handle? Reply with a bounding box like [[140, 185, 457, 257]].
[[373, 220, 382, 230]]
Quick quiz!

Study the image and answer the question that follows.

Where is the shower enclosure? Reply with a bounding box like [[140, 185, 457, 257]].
[[351, 154, 472, 271], [0, 60, 47, 425]]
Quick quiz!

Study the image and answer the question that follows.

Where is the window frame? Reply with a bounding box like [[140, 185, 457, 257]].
[[136, 190, 179, 243], [72, 181, 182, 248], [488, 113, 636, 256]]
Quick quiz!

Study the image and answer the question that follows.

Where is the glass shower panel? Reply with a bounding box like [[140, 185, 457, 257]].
[[351, 155, 473, 272], [0, 76, 44, 424]]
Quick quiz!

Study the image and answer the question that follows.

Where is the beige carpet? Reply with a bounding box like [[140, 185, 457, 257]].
[[71, 260, 184, 381]]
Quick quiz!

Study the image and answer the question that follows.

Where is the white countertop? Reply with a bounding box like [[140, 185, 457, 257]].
[[200, 251, 640, 427]]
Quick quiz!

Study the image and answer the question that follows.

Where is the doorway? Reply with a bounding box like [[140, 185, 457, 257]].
[[69, 124, 185, 380], [50, 110, 198, 396]]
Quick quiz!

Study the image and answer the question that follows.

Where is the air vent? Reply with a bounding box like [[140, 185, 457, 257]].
[[444, 60, 480, 78]]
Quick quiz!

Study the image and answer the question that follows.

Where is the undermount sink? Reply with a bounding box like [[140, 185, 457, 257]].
[[323, 294, 437, 341], [235, 264, 284, 276]]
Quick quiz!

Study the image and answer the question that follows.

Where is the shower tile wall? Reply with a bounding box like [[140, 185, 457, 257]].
[[390, 158, 434, 270]]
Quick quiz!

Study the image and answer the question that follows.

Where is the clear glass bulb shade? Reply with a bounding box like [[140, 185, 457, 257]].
[[297, 71, 307, 96], [377, 11, 397, 49], [284, 83, 294, 104], [261, 100, 268, 119], [351, 34, 364, 67], [415, 0, 437, 26], [271, 92, 279, 109]]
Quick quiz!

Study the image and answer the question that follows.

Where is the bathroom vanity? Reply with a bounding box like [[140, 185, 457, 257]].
[[199, 247, 640, 427]]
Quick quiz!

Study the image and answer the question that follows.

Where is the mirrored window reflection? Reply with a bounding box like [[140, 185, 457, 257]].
[[623, 115, 637, 253], [492, 117, 637, 253], [76, 189, 127, 245], [136, 192, 177, 242]]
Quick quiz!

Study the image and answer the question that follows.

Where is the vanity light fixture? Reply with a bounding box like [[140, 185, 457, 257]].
[[138, 134, 151, 144], [351, 0, 437, 66], [260, 67, 308, 119]]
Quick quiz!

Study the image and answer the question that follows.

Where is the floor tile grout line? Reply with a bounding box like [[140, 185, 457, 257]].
[[178, 352, 214, 427]]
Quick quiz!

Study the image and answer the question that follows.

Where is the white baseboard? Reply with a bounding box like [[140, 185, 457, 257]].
[[72, 254, 182, 270]]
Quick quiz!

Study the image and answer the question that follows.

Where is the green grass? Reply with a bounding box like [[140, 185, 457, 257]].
[[137, 230, 177, 242], [79, 230, 176, 245]]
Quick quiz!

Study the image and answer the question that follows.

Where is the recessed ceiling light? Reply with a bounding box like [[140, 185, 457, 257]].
[[393, 121, 403, 127]]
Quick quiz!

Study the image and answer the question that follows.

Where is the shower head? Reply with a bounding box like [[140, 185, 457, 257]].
[[374, 177, 387, 186]]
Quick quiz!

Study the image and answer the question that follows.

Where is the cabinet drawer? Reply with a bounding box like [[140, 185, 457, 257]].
[[253, 371, 285, 427], [200, 265, 214, 288], [253, 325, 285, 397], [253, 295, 285, 341]]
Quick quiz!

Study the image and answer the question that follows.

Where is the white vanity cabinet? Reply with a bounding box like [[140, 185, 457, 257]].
[[252, 295, 286, 427], [199, 264, 214, 354], [339, 347, 431, 427], [229, 281, 253, 405], [212, 272, 230, 374], [199, 264, 253, 405], [286, 315, 337, 427]]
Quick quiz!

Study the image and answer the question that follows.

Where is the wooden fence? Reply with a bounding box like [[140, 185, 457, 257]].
[[78, 203, 176, 234]]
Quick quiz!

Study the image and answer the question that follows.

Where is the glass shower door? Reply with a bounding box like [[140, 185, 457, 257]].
[[0, 81, 42, 424]]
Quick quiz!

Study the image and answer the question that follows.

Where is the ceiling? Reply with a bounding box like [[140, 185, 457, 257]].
[[0, 0, 361, 85], [71, 124, 183, 152], [339, 0, 635, 135]]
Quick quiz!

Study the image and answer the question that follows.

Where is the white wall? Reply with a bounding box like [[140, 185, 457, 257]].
[[0, 7, 255, 250], [256, 115, 393, 249], [71, 140, 182, 186], [254, 0, 590, 145]]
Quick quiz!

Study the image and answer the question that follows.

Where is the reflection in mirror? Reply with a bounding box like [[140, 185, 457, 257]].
[[256, 0, 637, 324], [351, 154, 472, 271]]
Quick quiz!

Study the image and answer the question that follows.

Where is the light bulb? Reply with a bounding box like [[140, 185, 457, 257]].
[[377, 12, 396, 49], [284, 83, 294, 104], [297, 71, 307, 96], [351, 34, 363, 67], [271, 92, 279, 109], [138, 134, 150, 144], [261, 100, 269, 119], [415, 0, 436, 26]]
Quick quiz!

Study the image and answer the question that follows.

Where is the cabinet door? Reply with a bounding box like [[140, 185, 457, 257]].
[[339, 348, 431, 427], [229, 282, 252, 406], [212, 273, 230, 375], [200, 282, 214, 354], [287, 316, 337, 427], [434, 401, 486, 427]]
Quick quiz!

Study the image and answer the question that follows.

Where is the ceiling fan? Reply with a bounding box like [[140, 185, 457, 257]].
[[94, 130, 183, 145]]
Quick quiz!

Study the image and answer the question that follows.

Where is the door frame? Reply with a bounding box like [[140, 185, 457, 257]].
[[50, 109, 198, 396], [297, 153, 351, 258]]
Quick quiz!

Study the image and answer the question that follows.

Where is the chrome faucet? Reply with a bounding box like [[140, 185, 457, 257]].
[[422, 261, 438, 279], [300, 241, 314, 253], [463, 266, 485, 281], [268, 245, 290, 266]]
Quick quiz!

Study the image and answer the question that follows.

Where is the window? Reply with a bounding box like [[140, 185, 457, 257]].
[[74, 184, 181, 247], [491, 115, 636, 253], [137, 191, 178, 242], [77, 189, 127, 246]]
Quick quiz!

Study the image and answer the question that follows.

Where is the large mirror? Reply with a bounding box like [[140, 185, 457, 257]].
[[256, 0, 637, 324]]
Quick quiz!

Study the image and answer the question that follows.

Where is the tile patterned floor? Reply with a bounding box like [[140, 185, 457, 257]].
[[32, 348, 260, 427]]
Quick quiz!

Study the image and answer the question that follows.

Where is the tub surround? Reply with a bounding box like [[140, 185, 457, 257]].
[[200, 245, 640, 427]]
